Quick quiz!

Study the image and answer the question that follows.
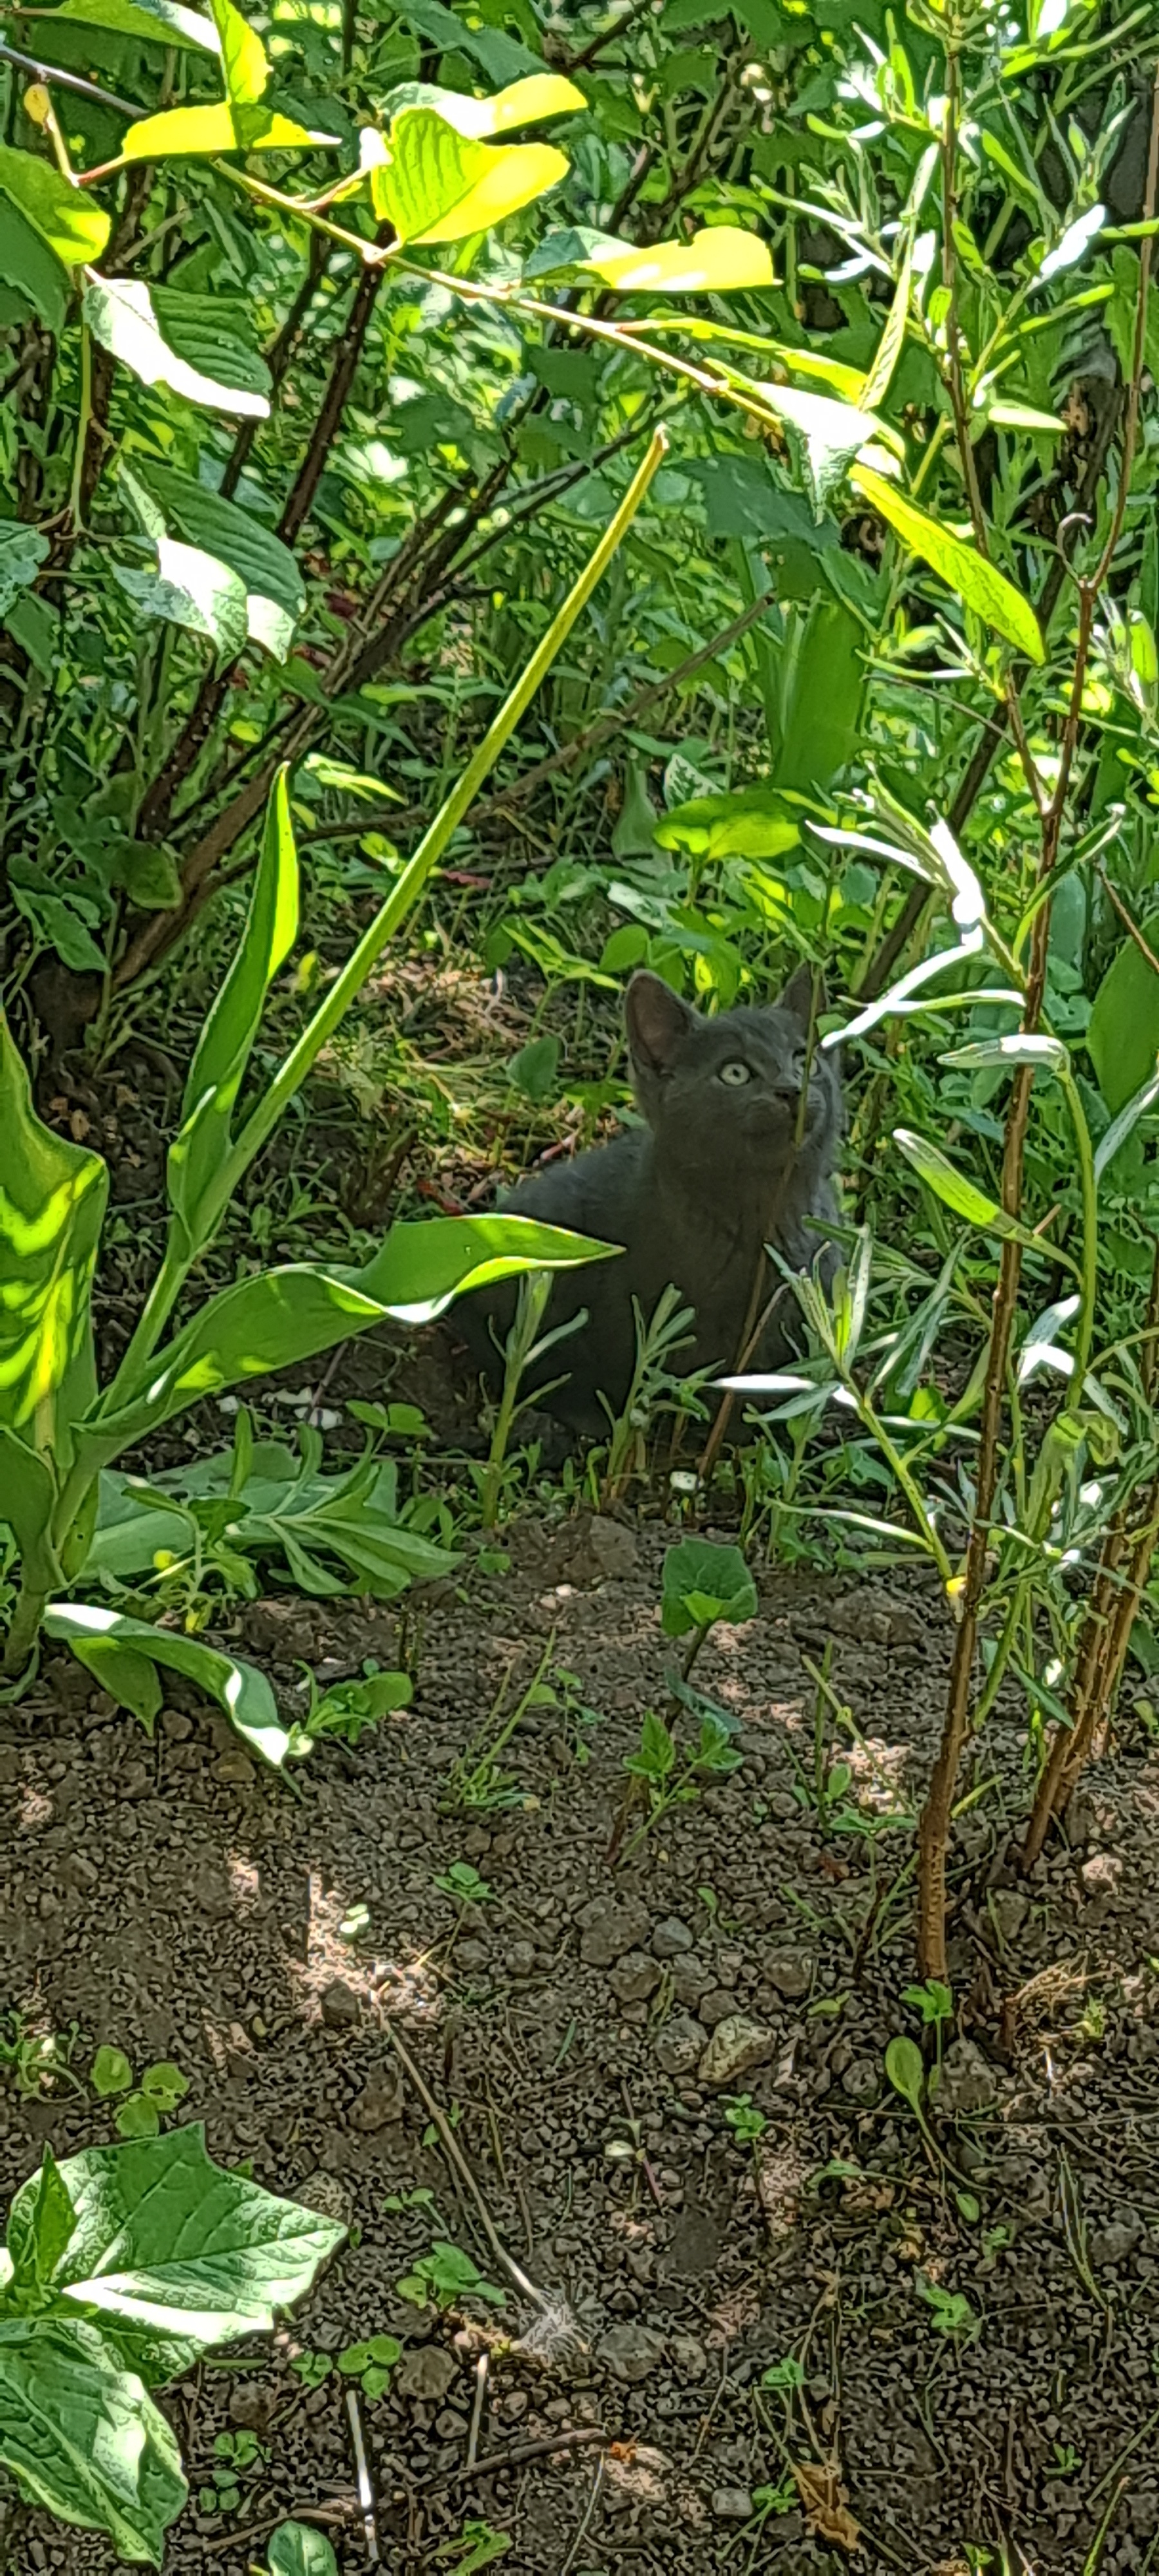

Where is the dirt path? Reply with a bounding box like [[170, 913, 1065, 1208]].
[[5, 1520, 1159, 2574]]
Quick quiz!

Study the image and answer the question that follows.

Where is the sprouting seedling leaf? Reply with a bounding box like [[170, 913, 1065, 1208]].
[[884, 2033, 926, 2116], [660, 1539, 757, 1636], [902, 1980, 954, 2029], [267, 2521, 340, 2576], [90, 2047, 133, 2098]]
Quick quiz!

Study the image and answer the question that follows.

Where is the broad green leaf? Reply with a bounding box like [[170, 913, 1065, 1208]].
[[0, 1017, 107, 1476], [1094, 1065, 1159, 1182], [661, 1538, 757, 1635], [268, 2525, 339, 2576], [115, 537, 249, 658], [389, 0, 536, 79], [131, 459, 305, 623], [0, 2315, 184, 2566], [84, 1214, 619, 1464], [122, 102, 334, 162], [43, 1603, 292, 1765], [168, 768, 299, 1256], [372, 107, 567, 245], [0, 520, 48, 619], [0, 199, 66, 333], [939, 1034, 1068, 1074], [884, 2034, 925, 2112], [655, 786, 800, 861], [66, 1635, 164, 1730], [10, 2124, 346, 2363], [851, 465, 1044, 663], [84, 276, 270, 417], [209, 0, 269, 102], [90, 2048, 134, 2098], [759, 382, 882, 515], [579, 223, 773, 294], [150, 290, 272, 402], [894, 1128, 1041, 1245], [6, 2150, 77, 2291], [381, 73, 584, 137], [1088, 914, 1159, 1113], [0, 147, 109, 266], [42, 0, 218, 49]]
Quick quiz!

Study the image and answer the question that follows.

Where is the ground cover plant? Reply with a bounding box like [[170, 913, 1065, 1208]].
[[5, 0, 1159, 2566]]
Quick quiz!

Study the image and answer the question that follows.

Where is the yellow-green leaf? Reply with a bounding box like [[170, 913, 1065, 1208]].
[[894, 1128, 1041, 1245], [44, 0, 218, 48], [385, 72, 584, 138], [0, 145, 109, 265], [209, 0, 268, 103], [851, 464, 1044, 663], [372, 108, 567, 245], [122, 101, 334, 160], [84, 274, 270, 415], [585, 224, 773, 294], [860, 233, 912, 412]]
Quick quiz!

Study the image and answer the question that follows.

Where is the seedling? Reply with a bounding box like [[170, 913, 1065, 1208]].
[[902, 1978, 955, 2081], [198, 2428, 264, 2516], [722, 2094, 767, 2147], [475, 1270, 589, 1529], [395, 2242, 505, 2314], [1045, 2442, 1082, 2478], [1, 2012, 82, 2098], [337, 2334, 402, 2400], [596, 1284, 699, 1506], [434, 2523, 512, 2571], [291, 1662, 412, 1751], [91, 2047, 190, 2138], [914, 2278, 979, 2342], [444, 1634, 554, 1812], [290, 2349, 334, 2389], [339, 1902, 372, 1942], [433, 1861, 496, 1906], [615, 1706, 742, 1862], [660, 1538, 758, 1683], [259, 2525, 339, 2576]]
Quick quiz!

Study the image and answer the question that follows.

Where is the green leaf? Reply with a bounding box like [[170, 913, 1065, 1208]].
[[0, 1426, 62, 1592], [893, 1128, 1041, 1246], [6, 2148, 78, 2290], [506, 1034, 561, 1103], [759, 381, 881, 515], [131, 459, 305, 624], [6, 2123, 344, 2368], [580, 223, 773, 294], [0, 520, 49, 620], [1094, 1065, 1159, 1182], [0, 1016, 107, 1478], [168, 768, 299, 1256], [860, 232, 912, 412], [381, 73, 584, 137], [625, 1707, 676, 1780], [42, 1604, 293, 1766], [1088, 914, 1159, 1114], [884, 2033, 925, 2112], [0, 2314, 184, 2566], [0, 147, 109, 266], [68, 1636, 164, 1731], [116, 2094, 161, 2140], [41, 0, 219, 51], [90, 2048, 134, 2099], [851, 466, 1044, 663], [121, 101, 335, 161], [115, 538, 250, 658], [0, 198, 66, 333], [149, 291, 272, 402], [661, 1539, 757, 1635], [372, 106, 567, 245], [84, 276, 270, 418], [86, 1214, 617, 1464], [209, 0, 269, 103], [267, 2525, 339, 2576], [939, 1034, 1068, 1075], [655, 786, 800, 861]]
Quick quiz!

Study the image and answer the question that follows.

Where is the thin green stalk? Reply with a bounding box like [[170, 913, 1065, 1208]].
[[102, 428, 668, 1399], [68, 317, 91, 530], [1059, 1066, 1097, 1409], [853, 1388, 954, 1587]]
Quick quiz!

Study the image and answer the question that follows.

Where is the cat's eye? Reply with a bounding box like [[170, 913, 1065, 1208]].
[[719, 1060, 753, 1087]]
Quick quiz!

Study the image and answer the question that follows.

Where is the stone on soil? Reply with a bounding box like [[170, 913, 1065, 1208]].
[[397, 2345, 459, 2401], [654, 2012, 707, 2076], [596, 2322, 666, 2383], [579, 1893, 652, 1966], [697, 2013, 774, 2088]]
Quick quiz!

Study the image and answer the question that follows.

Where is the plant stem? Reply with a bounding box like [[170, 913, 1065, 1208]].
[[100, 428, 669, 1396], [1, 1580, 46, 1678], [67, 317, 91, 531]]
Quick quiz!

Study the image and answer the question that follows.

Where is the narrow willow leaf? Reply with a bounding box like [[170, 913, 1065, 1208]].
[[893, 1128, 1041, 1246], [1093, 1064, 1159, 1181], [939, 1033, 1068, 1074], [860, 232, 912, 412], [829, 932, 987, 1046], [851, 464, 1045, 662]]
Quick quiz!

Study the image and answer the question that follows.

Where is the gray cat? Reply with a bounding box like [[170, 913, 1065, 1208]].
[[456, 965, 843, 1437]]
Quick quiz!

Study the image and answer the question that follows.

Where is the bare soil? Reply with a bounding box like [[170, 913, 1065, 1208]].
[[5, 1475, 1159, 2575]]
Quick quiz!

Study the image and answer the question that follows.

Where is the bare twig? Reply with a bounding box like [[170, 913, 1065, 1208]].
[[467, 2354, 489, 2473], [413, 2423, 607, 2497], [346, 2385, 381, 2564], [381, 2015, 551, 2314], [559, 2454, 606, 2576]]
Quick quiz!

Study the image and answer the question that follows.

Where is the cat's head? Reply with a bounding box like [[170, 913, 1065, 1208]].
[[625, 965, 842, 1186]]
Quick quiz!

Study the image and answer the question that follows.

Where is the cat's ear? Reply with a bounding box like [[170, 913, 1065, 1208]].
[[625, 971, 697, 1074], [779, 960, 823, 1028]]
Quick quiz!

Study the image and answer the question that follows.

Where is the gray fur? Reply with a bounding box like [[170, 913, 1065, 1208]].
[[456, 965, 843, 1437]]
